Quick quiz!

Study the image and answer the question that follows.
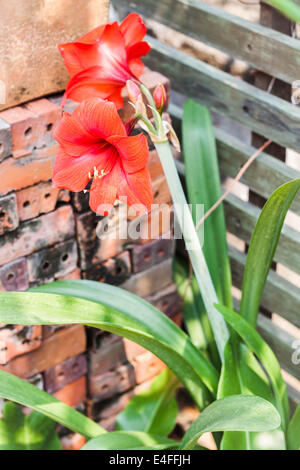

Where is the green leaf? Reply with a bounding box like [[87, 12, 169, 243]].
[[179, 395, 281, 450], [174, 256, 220, 371], [287, 403, 300, 450], [218, 341, 284, 450], [215, 304, 289, 431], [0, 281, 219, 409], [81, 431, 178, 450], [240, 179, 300, 327], [182, 99, 232, 308], [0, 370, 105, 440], [116, 368, 179, 436], [0, 402, 62, 450]]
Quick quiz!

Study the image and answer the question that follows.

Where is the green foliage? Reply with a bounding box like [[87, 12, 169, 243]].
[[0, 402, 61, 450], [82, 431, 177, 451], [240, 179, 300, 327], [116, 368, 179, 435], [182, 99, 232, 308], [179, 395, 281, 450], [287, 403, 300, 450], [0, 369, 105, 439], [0, 281, 218, 409]]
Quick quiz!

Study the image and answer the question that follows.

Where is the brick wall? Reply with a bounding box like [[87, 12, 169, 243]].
[[0, 69, 182, 449]]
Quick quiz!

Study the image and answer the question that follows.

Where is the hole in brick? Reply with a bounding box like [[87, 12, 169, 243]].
[[23, 200, 30, 208], [61, 253, 69, 262], [162, 301, 169, 309], [247, 44, 252, 51], [0, 142, 3, 155], [24, 127, 32, 138], [116, 266, 123, 275], [154, 190, 159, 198], [46, 123, 53, 132], [0, 210, 6, 220], [72, 363, 79, 373], [58, 371, 64, 378], [44, 193, 51, 199], [243, 105, 249, 114], [42, 261, 51, 271], [157, 249, 164, 257], [144, 253, 151, 262], [101, 384, 109, 391], [6, 272, 15, 282]]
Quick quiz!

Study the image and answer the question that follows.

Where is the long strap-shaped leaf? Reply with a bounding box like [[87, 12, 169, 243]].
[[182, 99, 232, 309], [0, 281, 219, 408], [82, 431, 178, 450], [240, 179, 300, 327], [216, 304, 290, 431], [287, 403, 300, 450], [179, 395, 281, 450], [0, 370, 105, 439]]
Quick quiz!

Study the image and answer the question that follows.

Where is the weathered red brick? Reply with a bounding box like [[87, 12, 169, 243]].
[[0, 205, 75, 266], [121, 259, 173, 298], [0, 106, 38, 158], [89, 363, 136, 401], [131, 235, 175, 274], [0, 153, 54, 195], [0, 257, 29, 291], [54, 376, 86, 408], [0, 325, 42, 364], [89, 335, 127, 377], [83, 251, 131, 285], [25, 98, 61, 148], [16, 182, 59, 221], [0, 117, 12, 162], [146, 283, 182, 318], [132, 351, 165, 384], [44, 354, 87, 394], [0, 193, 19, 235], [0, 324, 86, 378], [27, 239, 78, 284]]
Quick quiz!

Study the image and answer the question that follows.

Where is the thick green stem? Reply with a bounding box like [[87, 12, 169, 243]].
[[154, 140, 229, 361], [266, 0, 300, 22]]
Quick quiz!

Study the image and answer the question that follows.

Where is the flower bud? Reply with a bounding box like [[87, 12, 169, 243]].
[[126, 80, 141, 104], [153, 84, 167, 111]]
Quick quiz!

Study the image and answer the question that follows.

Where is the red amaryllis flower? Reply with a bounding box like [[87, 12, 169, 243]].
[[59, 13, 150, 109], [52, 98, 153, 215]]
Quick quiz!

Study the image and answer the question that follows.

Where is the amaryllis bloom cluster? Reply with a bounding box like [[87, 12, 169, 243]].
[[52, 98, 153, 215], [59, 13, 150, 109]]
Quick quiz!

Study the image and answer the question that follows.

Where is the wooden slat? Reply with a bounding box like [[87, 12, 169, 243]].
[[230, 246, 300, 330], [114, 0, 300, 84], [144, 37, 300, 152], [169, 102, 300, 216]]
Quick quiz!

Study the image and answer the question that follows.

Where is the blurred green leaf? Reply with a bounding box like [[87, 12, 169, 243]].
[[287, 403, 300, 450], [0, 281, 219, 409], [179, 395, 281, 450], [81, 431, 178, 450], [182, 99, 232, 308], [0, 402, 61, 450], [216, 304, 289, 432], [0, 370, 105, 439], [116, 368, 179, 436], [240, 179, 300, 328]]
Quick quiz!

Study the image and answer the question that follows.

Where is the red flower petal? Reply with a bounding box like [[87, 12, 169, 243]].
[[108, 133, 149, 174], [118, 166, 153, 213], [89, 161, 119, 215], [127, 41, 151, 77], [120, 13, 147, 48], [53, 112, 100, 157], [72, 98, 127, 138], [52, 146, 117, 193], [62, 66, 127, 109]]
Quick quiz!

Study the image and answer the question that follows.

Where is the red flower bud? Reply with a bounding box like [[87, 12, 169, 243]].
[[126, 80, 141, 104], [153, 84, 167, 111]]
